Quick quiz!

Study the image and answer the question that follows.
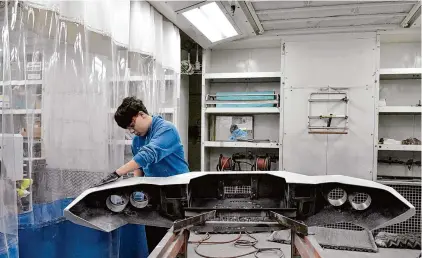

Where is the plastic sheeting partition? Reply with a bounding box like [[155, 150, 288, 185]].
[[0, 1, 181, 257]]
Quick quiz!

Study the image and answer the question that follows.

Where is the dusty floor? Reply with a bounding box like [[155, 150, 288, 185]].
[[187, 232, 420, 258]]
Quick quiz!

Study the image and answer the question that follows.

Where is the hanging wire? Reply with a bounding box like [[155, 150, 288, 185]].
[[189, 232, 285, 258]]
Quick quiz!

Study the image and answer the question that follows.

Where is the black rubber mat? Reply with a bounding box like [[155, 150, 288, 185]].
[[268, 226, 378, 253], [375, 232, 421, 249]]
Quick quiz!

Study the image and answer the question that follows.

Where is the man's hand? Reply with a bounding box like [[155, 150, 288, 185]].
[[93, 171, 121, 187]]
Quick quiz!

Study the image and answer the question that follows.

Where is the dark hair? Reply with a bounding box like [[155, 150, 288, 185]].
[[230, 124, 238, 133], [114, 97, 149, 129]]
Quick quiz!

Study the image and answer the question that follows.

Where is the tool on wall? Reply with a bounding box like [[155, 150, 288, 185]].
[[308, 89, 349, 134], [181, 41, 202, 75], [378, 157, 421, 170]]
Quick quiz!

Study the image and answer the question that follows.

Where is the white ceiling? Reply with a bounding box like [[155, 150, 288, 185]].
[[151, 1, 422, 49]]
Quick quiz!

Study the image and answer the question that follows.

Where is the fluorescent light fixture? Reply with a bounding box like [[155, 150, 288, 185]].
[[182, 2, 238, 43]]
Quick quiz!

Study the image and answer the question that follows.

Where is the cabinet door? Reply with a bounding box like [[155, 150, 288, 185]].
[[283, 88, 327, 176], [326, 88, 375, 180]]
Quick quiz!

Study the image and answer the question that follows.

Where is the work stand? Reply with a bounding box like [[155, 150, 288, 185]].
[[149, 210, 325, 258]]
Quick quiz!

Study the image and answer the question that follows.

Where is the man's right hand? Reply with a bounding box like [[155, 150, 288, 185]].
[[93, 171, 121, 187]]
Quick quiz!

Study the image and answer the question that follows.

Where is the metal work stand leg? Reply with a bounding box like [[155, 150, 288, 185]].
[[291, 234, 325, 258], [291, 229, 300, 258], [176, 229, 190, 258]]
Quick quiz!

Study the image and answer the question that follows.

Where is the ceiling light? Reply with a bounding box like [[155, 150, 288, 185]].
[[182, 2, 238, 43]]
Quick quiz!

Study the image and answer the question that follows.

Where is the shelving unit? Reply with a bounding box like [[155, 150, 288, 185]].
[[204, 72, 281, 80], [204, 107, 280, 114], [376, 37, 421, 180], [0, 109, 41, 115], [109, 75, 175, 82], [379, 106, 421, 114], [200, 48, 282, 172], [380, 68, 422, 80], [203, 141, 279, 148], [0, 74, 44, 214], [378, 144, 421, 151], [0, 80, 43, 86]]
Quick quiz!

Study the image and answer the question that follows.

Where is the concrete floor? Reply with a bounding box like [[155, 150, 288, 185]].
[[187, 232, 420, 258]]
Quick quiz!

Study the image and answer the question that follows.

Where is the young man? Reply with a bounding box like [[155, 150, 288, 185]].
[[96, 96, 189, 184], [95, 97, 189, 253]]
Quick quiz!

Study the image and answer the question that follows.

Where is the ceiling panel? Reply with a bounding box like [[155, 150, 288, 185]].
[[251, 1, 420, 36], [256, 3, 414, 21], [262, 15, 405, 31], [165, 1, 205, 13], [252, 1, 360, 10], [151, 1, 421, 49]]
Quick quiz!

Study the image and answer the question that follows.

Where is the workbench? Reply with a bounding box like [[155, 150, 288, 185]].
[[149, 210, 324, 258]]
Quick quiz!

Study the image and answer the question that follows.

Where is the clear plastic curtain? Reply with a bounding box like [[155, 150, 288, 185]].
[[0, 0, 180, 257], [1, 1, 24, 257]]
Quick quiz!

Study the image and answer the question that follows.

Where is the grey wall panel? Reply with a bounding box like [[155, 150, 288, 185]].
[[208, 48, 281, 73], [381, 42, 421, 68], [284, 38, 377, 88], [283, 88, 327, 175], [380, 79, 421, 106], [326, 88, 375, 180]]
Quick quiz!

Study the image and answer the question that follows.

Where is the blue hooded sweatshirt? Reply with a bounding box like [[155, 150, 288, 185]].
[[131, 116, 189, 177]]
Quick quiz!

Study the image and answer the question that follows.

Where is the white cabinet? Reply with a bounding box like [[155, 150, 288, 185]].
[[201, 48, 282, 172]]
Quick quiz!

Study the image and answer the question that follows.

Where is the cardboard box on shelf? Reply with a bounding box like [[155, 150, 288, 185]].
[[20, 127, 41, 138], [20, 119, 42, 138]]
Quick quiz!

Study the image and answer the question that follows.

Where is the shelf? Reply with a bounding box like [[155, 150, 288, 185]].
[[379, 106, 421, 114], [23, 157, 45, 161], [378, 144, 421, 151], [109, 108, 174, 114], [109, 75, 175, 82], [0, 109, 41, 115], [159, 108, 175, 114], [204, 141, 280, 148], [204, 72, 281, 83], [377, 179, 421, 186], [205, 107, 280, 114], [0, 80, 42, 86], [380, 68, 421, 80]]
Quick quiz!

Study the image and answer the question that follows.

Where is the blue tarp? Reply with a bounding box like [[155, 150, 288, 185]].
[[0, 198, 149, 258]]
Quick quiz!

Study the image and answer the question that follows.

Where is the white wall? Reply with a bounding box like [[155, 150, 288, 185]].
[[381, 42, 421, 68], [206, 48, 281, 73]]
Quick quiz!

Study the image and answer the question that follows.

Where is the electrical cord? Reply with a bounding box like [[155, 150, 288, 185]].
[[189, 232, 285, 258]]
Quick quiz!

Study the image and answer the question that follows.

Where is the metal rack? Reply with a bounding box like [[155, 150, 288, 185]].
[[307, 91, 349, 134]]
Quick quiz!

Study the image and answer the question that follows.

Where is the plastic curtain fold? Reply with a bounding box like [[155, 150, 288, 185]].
[[0, 0, 180, 257]]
